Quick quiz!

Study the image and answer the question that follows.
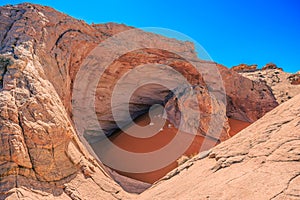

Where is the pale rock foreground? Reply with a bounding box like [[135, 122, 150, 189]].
[[139, 94, 300, 200]]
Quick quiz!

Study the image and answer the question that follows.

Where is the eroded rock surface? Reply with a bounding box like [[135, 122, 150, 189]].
[[262, 62, 283, 71], [139, 94, 300, 200], [218, 64, 278, 122], [164, 85, 230, 142], [0, 3, 131, 199], [231, 63, 258, 72], [238, 68, 300, 104], [0, 2, 282, 199]]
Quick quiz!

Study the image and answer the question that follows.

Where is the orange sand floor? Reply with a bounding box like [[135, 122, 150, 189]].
[[92, 113, 251, 184]]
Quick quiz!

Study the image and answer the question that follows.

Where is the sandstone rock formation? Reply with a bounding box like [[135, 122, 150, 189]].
[[218, 64, 277, 122], [238, 68, 300, 104], [231, 63, 257, 72], [262, 62, 283, 71], [0, 51, 131, 200], [164, 84, 230, 142], [288, 73, 300, 85], [0, 3, 131, 199], [80, 47, 278, 142], [0, 2, 285, 199], [138, 94, 300, 200]]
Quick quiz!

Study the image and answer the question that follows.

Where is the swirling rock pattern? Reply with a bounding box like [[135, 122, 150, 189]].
[[0, 3, 283, 199]]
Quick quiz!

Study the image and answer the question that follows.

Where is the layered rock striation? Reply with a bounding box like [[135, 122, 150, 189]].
[[0, 3, 283, 199]]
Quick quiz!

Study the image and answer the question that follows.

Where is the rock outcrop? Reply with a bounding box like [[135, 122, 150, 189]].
[[164, 84, 230, 142], [218, 64, 278, 122], [231, 63, 257, 72], [138, 94, 300, 200], [238, 68, 300, 104], [288, 73, 300, 85], [262, 62, 283, 71], [0, 3, 131, 199], [0, 2, 282, 199], [79, 46, 278, 142]]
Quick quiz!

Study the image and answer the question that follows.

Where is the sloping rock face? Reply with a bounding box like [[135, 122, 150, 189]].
[[218, 64, 278, 122], [0, 3, 279, 199], [0, 53, 129, 200], [139, 94, 300, 200], [0, 4, 131, 116], [238, 68, 300, 104], [0, 4, 131, 199]]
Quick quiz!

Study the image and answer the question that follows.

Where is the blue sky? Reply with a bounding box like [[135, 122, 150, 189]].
[[1, 0, 300, 72]]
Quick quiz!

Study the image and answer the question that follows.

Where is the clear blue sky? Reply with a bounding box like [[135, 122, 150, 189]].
[[1, 0, 300, 72]]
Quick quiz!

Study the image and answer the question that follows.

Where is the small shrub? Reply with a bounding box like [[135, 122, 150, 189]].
[[176, 155, 189, 165], [0, 56, 14, 88], [0, 56, 14, 69]]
